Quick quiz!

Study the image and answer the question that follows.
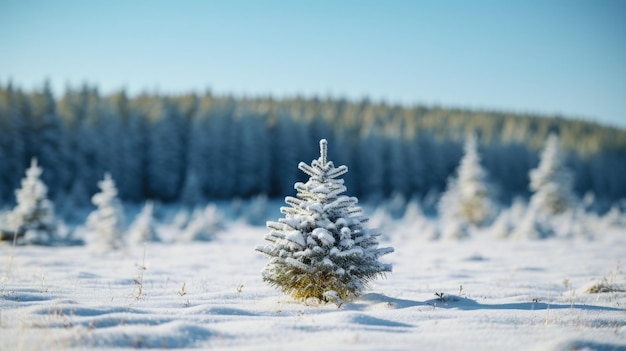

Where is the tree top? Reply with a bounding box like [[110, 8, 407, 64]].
[[319, 139, 328, 167]]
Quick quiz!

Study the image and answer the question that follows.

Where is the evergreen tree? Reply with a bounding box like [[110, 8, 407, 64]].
[[203, 100, 237, 198], [402, 199, 438, 240], [128, 201, 159, 244], [37, 112, 71, 199], [237, 112, 271, 197], [386, 129, 410, 197], [438, 134, 496, 228], [87, 173, 125, 249], [512, 205, 554, 239], [528, 134, 575, 215], [356, 127, 385, 200], [272, 113, 305, 197], [6, 158, 56, 245], [257, 139, 393, 303], [179, 169, 204, 207], [67, 177, 91, 208], [0, 85, 27, 202], [71, 93, 109, 197], [56, 177, 90, 224], [147, 100, 187, 200], [29, 83, 71, 198], [2, 83, 626, 204], [104, 93, 146, 201], [186, 107, 211, 199], [181, 203, 225, 242]]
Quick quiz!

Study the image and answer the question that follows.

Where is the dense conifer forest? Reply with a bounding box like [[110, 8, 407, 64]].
[[1, 82, 625, 208]]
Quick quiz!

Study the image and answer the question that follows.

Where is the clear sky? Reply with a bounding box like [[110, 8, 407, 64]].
[[1, 0, 625, 128]]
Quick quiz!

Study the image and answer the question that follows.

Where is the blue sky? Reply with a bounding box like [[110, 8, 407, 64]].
[[1, 0, 625, 128]]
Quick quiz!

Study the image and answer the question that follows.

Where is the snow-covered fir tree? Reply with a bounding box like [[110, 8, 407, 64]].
[[402, 200, 438, 241], [528, 133, 575, 215], [6, 158, 56, 245], [181, 203, 225, 242], [438, 134, 495, 230], [257, 139, 394, 303], [172, 208, 190, 230], [128, 201, 159, 244], [87, 173, 125, 249], [489, 207, 513, 239], [602, 204, 626, 229], [512, 205, 554, 239]]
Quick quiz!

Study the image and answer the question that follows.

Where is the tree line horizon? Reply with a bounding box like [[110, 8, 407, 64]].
[[1, 82, 625, 209]]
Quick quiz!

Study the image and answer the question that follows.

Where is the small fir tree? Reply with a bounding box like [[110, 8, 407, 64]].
[[181, 203, 225, 242], [489, 208, 513, 239], [7, 158, 57, 245], [257, 139, 393, 303], [512, 205, 554, 239], [528, 133, 575, 215], [602, 204, 625, 229], [128, 201, 159, 244], [438, 135, 495, 229], [172, 208, 190, 230], [87, 173, 125, 249]]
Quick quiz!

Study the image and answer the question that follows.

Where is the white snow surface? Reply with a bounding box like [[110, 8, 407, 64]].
[[1, 218, 625, 350]]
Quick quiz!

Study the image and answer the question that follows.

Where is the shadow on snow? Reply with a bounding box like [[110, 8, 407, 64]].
[[349, 293, 623, 312]]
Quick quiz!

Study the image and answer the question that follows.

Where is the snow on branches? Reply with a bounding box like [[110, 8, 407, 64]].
[[257, 139, 393, 303], [438, 135, 496, 238], [87, 173, 125, 250], [6, 158, 57, 245], [529, 133, 575, 215]]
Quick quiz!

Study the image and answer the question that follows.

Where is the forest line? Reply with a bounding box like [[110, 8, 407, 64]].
[[1, 82, 625, 208]]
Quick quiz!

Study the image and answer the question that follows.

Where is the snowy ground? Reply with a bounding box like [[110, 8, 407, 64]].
[[1, 216, 625, 350]]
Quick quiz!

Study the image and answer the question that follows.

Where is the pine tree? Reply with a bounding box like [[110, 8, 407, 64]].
[[439, 135, 495, 229], [528, 133, 575, 215], [6, 158, 56, 245], [257, 139, 393, 303], [87, 173, 125, 249]]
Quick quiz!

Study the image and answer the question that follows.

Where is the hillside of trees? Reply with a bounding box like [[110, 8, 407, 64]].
[[1, 82, 625, 209]]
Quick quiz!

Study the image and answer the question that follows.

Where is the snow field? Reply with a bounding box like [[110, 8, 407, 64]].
[[1, 220, 625, 350]]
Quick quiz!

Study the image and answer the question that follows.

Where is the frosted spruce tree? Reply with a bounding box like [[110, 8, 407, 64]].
[[528, 133, 575, 215], [87, 173, 125, 249], [438, 135, 495, 238], [256, 139, 393, 303], [7, 158, 57, 245]]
